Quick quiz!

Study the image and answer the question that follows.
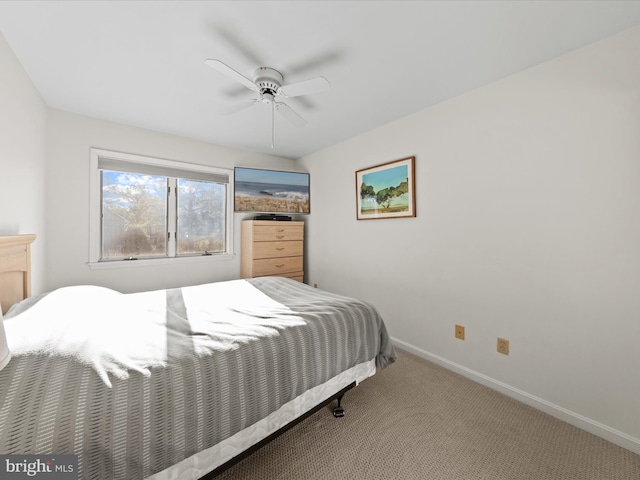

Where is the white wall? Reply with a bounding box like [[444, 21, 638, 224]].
[[300, 27, 640, 452], [45, 110, 296, 293], [0, 32, 48, 294]]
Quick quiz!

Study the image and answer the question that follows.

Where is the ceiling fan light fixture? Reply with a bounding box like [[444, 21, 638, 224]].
[[261, 92, 275, 104]]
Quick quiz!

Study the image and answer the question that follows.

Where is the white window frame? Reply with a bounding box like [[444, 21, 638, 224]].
[[88, 148, 234, 270]]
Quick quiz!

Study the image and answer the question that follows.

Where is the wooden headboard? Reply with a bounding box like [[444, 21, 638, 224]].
[[0, 234, 36, 315]]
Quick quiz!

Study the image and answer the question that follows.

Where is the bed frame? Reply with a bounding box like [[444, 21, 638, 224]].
[[203, 383, 353, 478], [0, 234, 36, 315]]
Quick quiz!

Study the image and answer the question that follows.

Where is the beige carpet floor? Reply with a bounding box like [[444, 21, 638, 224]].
[[215, 349, 640, 479]]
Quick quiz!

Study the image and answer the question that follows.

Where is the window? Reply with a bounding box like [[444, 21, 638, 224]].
[[89, 148, 233, 267]]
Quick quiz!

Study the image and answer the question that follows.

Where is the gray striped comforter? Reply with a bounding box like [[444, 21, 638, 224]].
[[0, 277, 395, 479]]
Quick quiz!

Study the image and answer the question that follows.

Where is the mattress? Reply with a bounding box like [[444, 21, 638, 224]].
[[0, 277, 395, 479]]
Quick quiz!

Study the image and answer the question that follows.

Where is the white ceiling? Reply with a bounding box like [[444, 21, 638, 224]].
[[2, 1, 640, 160]]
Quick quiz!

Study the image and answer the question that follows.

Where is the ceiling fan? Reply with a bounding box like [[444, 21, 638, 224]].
[[205, 59, 330, 148]]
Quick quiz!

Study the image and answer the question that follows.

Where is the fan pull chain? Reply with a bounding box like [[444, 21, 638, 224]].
[[271, 102, 275, 149]]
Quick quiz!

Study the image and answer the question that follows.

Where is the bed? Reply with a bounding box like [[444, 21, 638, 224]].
[[0, 234, 395, 479]]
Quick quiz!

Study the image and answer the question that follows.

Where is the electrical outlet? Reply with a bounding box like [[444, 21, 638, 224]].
[[497, 338, 509, 355], [455, 324, 465, 340]]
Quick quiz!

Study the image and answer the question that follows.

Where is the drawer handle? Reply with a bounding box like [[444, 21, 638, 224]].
[[275, 235, 285, 239], [276, 228, 285, 232], [275, 247, 285, 251], [275, 264, 285, 268]]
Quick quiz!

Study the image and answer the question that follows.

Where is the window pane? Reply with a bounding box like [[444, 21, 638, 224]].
[[102, 171, 167, 259], [177, 179, 226, 255]]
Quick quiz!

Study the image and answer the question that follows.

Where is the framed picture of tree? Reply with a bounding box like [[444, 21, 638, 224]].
[[356, 156, 416, 220]]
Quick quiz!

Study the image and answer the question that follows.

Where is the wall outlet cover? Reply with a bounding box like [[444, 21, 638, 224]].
[[497, 338, 509, 355]]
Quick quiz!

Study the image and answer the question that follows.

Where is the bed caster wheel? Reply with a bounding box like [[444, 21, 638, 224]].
[[333, 393, 346, 418]]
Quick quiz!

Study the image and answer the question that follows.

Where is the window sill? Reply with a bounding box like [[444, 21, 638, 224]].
[[86, 253, 235, 270]]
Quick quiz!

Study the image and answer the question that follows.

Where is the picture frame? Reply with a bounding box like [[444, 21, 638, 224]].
[[356, 156, 416, 220]]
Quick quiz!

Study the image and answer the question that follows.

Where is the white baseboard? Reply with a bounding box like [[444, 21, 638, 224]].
[[391, 337, 640, 455]]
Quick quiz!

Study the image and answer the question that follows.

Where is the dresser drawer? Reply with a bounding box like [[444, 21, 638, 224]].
[[281, 273, 304, 282], [252, 224, 303, 242], [251, 256, 303, 277], [252, 240, 303, 259]]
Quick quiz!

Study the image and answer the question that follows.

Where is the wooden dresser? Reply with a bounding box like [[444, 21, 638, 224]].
[[241, 220, 304, 282]]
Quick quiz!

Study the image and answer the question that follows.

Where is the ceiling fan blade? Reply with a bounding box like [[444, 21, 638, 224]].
[[278, 76, 330, 98], [276, 102, 307, 127], [214, 25, 266, 66], [204, 59, 258, 92], [287, 50, 343, 75], [219, 98, 260, 115]]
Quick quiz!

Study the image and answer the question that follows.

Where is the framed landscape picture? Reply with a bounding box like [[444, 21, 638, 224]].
[[356, 156, 416, 220]]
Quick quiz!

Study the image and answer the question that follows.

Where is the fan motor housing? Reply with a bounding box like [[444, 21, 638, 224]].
[[253, 67, 283, 94]]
